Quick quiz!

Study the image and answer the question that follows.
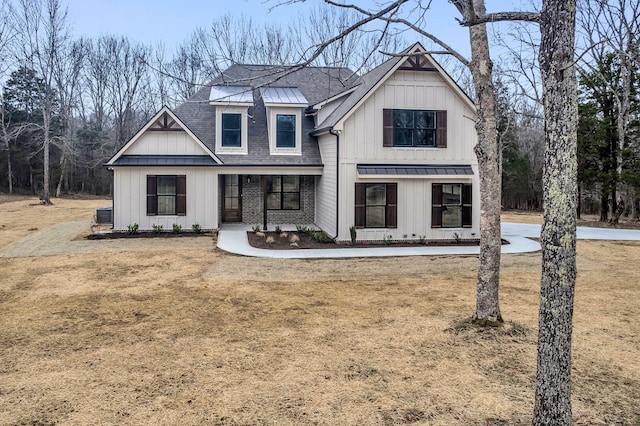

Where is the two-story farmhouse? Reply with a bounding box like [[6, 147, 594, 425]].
[[107, 42, 480, 242]]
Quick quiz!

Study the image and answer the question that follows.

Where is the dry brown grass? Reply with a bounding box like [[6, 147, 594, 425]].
[[0, 197, 639, 425]]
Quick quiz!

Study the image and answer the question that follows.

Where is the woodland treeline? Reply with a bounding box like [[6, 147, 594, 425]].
[[0, 0, 638, 221]]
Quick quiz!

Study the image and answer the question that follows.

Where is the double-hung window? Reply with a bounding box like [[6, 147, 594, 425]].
[[276, 114, 296, 148], [267, 175, 300, 210], [146, 175, 186, 216], [431, 183, 472, 228], [221, 113, 242, 147], [354, 183, 397, 228], [383, 109, 447, 148]]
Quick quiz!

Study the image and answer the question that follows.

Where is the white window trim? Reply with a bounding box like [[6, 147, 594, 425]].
[[267, 106, 302, 156], [215, 106, 248, 155]]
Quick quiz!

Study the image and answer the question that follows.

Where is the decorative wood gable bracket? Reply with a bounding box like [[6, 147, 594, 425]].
[[399, 54, 437, 72], [148, 111, 182, 131]]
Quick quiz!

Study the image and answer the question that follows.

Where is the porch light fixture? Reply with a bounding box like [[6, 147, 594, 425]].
[[247, 176, 251, 184]]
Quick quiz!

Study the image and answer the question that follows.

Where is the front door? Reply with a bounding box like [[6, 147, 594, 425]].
[[222, 175, 242, 222]]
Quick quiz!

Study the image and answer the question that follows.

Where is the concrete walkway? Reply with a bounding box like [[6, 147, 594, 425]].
[[217, 222, 640, 259]]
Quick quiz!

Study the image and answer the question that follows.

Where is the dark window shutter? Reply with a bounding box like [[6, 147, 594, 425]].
[[176, 175, 187, 216], [386, 183, 397, 228], [431, 183, 442, 228], [354, 183, 365, 228], [383, 109, 394, 147], [462, 183, 472, 228], [147, 175, 157, 215], [436, 110, 447, 148]]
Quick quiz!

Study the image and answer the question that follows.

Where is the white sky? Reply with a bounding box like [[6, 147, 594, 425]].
[[61, 0, 532, 61]]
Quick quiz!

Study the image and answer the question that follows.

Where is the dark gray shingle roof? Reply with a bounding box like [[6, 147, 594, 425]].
[[173, 65, 360, 166]]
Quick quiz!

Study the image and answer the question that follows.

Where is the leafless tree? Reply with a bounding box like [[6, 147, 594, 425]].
[[13, 0, 70, 204], [578, 0, 640, 221], [532, 1, 578, 423], [52, 38, 84, 197], [281, 0, 507, 325], [99, 35, 153, 147], [0, 0, 16, 75]]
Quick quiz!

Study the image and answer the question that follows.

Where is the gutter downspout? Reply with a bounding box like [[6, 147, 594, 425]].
[[329, 129, 340, 240]]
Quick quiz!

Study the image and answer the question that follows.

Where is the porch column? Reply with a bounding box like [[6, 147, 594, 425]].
[[262, 175, 268, 230]]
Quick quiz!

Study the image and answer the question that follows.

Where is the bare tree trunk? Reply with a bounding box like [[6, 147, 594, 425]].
[[463, 0, 503, 325], [55, 154, 65, 197], [7, 145, 13, 194], [43, 135, 50, 203], [533, 0, 578, 423]]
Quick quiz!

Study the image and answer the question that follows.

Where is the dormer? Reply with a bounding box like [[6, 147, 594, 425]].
[[261, 87, 307, 156], [210, 85, 253, 155]]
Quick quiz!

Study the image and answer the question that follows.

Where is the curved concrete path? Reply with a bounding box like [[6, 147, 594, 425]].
[[3, 220, 638, 260], [217, 222, 640, 259]]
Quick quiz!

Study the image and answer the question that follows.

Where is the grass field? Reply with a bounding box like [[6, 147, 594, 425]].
[[0, 196, 638, 425]]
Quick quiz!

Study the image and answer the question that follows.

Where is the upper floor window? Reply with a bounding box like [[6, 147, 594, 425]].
[[221, 113, 241, 147], [276, 114, 296, 148], [215, 107, 248, 155], [267, 107, 302, 155], [383, 109, 447, 148]]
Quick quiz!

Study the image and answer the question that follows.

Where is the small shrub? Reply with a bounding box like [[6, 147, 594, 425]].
[[152, 224, 163, 234], [289, 234, 300, 243], [296, 224, 309, 233], [453, 232, 461, 244], [252, 224, 261, 233], [383, 234, 392, 245], [127, 223, 139, 235], [349, 225, 357, 246], [280, 232, 288, 238], [274, 225, 282, 234], [266, 236, 275, 244], [310, 230, 330, 243], [172, 223, 182, 234], [418, 235, 426, 244], [192, 223, 202, 233]]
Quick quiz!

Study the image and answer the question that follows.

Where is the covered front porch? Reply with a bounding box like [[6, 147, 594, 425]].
[[219, 172, 317, 231]]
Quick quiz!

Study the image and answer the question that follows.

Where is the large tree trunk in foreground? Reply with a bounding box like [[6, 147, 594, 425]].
[[465, 0, 503, 324], [533, 0, 578, 424]]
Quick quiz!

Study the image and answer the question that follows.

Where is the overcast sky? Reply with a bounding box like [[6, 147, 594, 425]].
[[61, 0, 532, 61]]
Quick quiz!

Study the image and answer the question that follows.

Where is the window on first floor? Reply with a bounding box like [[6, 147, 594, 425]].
[[147, 175, 186, 216], [431, 183, 472, 228], [383, 109, 447, 148], [276, 114, 296, 148], [267, 175, 300, 210], [354, 183, 397, 228]]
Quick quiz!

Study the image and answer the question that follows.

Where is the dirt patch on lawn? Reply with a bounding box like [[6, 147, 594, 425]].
[[1, 197, 639, 425]]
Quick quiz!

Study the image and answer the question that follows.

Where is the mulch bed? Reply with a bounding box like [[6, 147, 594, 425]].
[[86, 231, 216, 240], [247, 231, 485, 250]]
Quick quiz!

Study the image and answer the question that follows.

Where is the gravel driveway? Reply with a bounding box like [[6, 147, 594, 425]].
[[0, 221, 214, 258]]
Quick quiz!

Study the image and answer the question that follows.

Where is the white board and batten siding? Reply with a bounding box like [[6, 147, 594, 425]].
[[113, 167, 218, 231], [336, 69, 480, 241], [122, 131, 210, 156], [314, 133, 338, 237]]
